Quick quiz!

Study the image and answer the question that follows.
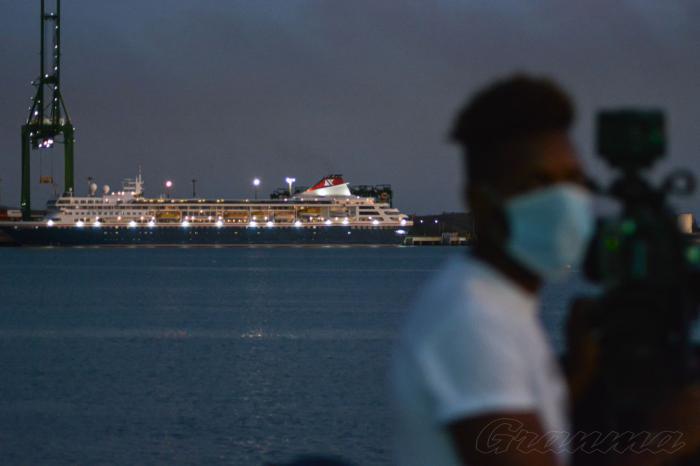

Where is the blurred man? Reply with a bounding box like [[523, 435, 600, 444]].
[[390, 75, 700, 466]]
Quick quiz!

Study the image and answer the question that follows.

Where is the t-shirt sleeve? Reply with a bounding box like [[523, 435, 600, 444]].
[[414, 307, 536, 424]]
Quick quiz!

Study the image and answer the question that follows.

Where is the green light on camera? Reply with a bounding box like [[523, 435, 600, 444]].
[[604, 237, 620, 251], [687, 245, 700, 265], [621, 220, 636, 235]]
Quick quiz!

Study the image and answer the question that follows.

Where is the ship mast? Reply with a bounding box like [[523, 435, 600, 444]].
[[21, 0, 75, 220]]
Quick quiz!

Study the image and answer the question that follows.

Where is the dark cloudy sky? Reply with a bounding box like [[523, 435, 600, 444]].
[[2, 0, 699, 214]]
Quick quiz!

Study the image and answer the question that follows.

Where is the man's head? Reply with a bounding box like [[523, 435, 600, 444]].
[[451, 74, 584, 200], [451, 75, 593, 280]]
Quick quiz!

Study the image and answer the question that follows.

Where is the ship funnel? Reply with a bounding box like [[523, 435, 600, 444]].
[[301, 175, 351, 197]]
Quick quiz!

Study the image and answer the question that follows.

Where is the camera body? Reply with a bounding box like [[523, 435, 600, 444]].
[[597, 110, 666, 170], [572, 110, 700, 459]]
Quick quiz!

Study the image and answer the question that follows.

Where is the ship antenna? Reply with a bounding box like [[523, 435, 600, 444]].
[[135, 165, 144, 197]]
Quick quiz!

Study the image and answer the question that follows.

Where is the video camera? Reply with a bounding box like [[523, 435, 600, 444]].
[[570, 110, 700, 463]]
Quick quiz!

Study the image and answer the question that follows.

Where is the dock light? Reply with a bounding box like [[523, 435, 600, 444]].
[[128, 220, 137, 228], [75, 220, 84, 228], [266, 221, 274, 228], [294, 220, 302, 227], [47, 219, 54, 227], [252, 178, 261, 199], [324, 219, 332, 226], [181, 220, 190, 228], [148, 220, 156, 228], [285, 177, 296, 196], [396, 229, 407, 235], [342, 218, 349, 225], [215, 220, 223, 228], [93, 220, 101, 228], [372, 219, 380, 226], [249, 220, 258, 228]]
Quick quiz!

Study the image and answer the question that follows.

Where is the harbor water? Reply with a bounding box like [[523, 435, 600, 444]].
[[0, 246, 591, 465]]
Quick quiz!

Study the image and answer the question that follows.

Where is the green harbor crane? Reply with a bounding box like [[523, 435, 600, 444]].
[[21, 0, 74, 220]]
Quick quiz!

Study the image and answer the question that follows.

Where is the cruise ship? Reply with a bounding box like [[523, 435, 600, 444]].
[[0, 174, 412, 246]]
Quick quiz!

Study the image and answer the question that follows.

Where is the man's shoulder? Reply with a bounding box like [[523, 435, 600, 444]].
[[400, 255, 514, 344]]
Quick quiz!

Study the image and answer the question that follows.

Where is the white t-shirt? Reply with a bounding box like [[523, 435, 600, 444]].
[[391, 254, 569, 466]]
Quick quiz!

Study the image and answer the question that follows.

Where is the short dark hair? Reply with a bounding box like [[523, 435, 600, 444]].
[[450, 74, 574, 183]]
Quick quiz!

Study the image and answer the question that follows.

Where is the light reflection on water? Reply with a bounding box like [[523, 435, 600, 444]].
[[0, 247, 586, 465]]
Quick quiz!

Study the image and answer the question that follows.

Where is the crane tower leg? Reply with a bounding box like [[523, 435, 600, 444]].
[[63, 124, 75, 195], [21, 125, 31, 220]]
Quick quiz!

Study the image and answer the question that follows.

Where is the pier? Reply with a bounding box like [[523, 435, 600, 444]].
[[406, 212, 474, 246], [404, 233, 469, 246]]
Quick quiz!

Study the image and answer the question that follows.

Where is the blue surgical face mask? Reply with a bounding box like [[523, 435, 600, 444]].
[[504, 183, 595, 280]]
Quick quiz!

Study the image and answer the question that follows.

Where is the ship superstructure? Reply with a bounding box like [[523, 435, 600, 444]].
[[2, 175, 412, 245]]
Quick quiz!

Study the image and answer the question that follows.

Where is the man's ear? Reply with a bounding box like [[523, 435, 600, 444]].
[[464, 184, 473, 210], [466, 183, 495, 213], [467, 183, 509, 246]]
